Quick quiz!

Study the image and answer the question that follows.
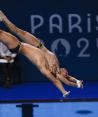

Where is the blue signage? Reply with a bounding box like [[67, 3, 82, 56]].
[[0, 0, 98, 81]]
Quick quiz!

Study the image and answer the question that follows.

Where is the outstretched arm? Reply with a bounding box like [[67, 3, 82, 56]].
[[40, 67, 70, 97], [0, 10, 42, 47], [57, 73, 83, 88]]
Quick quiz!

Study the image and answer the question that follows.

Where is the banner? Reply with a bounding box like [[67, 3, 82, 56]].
[[0, 0, 98, 81]]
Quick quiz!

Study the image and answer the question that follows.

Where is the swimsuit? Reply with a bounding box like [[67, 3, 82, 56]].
[[9, 41, 22, 53]]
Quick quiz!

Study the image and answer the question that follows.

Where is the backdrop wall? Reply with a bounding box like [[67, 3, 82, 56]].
[[0, 0, 98, 82]]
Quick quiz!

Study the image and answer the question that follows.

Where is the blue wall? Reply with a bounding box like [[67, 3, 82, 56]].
[[0, 0, 98, 82]]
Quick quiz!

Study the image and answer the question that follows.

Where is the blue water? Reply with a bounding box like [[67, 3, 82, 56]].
[[0, 102, 98, 117]]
